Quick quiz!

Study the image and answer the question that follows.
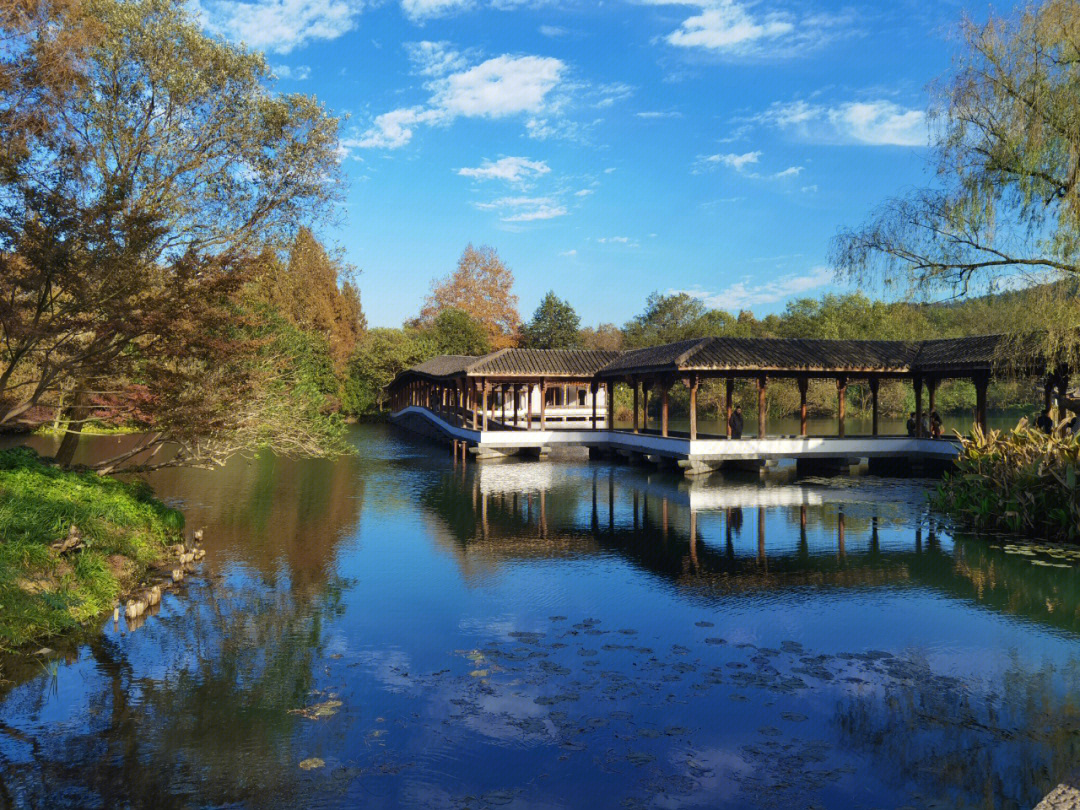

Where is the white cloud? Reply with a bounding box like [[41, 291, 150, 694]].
[[643, 0, 853, 58], [752, 99, 927, 147], [699, 150, 761, 172], [574, 189, 593, 197], [476, 196, 567, 222], [673, 265, 834, 309], [772, 165, 802, 178], [801, 184, 818, 193], [458, 156, 550, 184], [354, 53, 566, 149], [271, 63, 311, 80], [401, 0, 470, 20], [603, 167, 616, 174], [539, 24, 568, 36], [405, 41, 468, 76], [194, 0, 363, 54], [430, 55, 564, 118], [637, 110, 682, 119], [559, 249, 577, 256], [597, 236, 639, 247]]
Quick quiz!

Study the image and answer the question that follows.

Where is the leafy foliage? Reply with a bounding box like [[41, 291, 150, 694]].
[[522, 291, 581, 349], [425, 309, 492, 357], [419, 244, 520, 349], [933, 420, 1080, 541]]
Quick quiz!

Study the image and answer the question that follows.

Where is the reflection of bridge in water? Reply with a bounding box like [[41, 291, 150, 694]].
[[420, 462, 1080, 635]]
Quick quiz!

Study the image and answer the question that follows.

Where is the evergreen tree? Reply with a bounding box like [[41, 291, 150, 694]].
[[522, 292, 581, 349]]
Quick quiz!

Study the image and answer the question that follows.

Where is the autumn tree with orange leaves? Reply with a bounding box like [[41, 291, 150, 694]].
[[419, 245, 520, 349]]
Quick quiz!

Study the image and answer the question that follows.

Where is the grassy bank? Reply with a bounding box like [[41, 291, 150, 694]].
[[933, 422, 1080, 542], [0, 447, 184, 651]]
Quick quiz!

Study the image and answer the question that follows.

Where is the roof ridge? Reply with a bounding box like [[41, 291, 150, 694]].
[[673, 336, 714, 367]]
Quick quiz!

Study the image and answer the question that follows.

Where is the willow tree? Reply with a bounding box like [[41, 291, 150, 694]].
[[832, 0, 1080, 366], [0, 0, 343, 468]]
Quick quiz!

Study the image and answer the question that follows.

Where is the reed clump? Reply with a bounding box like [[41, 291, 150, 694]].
[[934, 419, 1080, 542]]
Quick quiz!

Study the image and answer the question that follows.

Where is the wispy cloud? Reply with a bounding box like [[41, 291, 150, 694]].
[[636, 110, 683, 119], [539, 24, 568, 36], [354, 52, 566, 149], [559, 249, 577, 256], [751, 99, 928, 147], [695, 151, 802, 179], [476, 196, 567, 222], [193, 0, 363, 54], [458, 156, 550, 185], [401, 0, 470, 21], [641, 0, 854, 58], [271, 63, 311, 80], [672, 265, 835, 309], [597, 236, 639, 247], [404, 41, 470, 76]]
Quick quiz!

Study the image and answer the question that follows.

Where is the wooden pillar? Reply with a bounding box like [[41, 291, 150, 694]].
[[975, 372, 989, 434], [471, 384, 478, 430], [869, 377, 880, 436], [798, 376, 808, 436], [501, 384, 507, 423], [757, 375, 767, 438], [927, 377, 938, 421], [513, 384, 519, 427], [591, 382, 598, 430], [661, 382, 670, 438], [606, 381, 614, 431], [836, 376, 847, 438], [632, 379, 639, 433], [642, 384, 649, 432], [914, 375, 924, 438], [527, 383, 534, 430], [481, 380, 489, 431], [539, 381, 547, 430], [726, 378, 734, 438], [688, 375, 698, 441]]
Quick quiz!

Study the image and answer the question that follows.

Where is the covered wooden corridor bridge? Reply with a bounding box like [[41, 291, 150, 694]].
[[387, 334, 1066, 475]]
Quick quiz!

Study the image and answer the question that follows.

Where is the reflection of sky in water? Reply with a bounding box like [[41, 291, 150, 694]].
[[2, 424, 1080, 809]]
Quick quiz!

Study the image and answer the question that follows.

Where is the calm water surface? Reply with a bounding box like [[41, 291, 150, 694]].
[[2, 423, 1080, 809]]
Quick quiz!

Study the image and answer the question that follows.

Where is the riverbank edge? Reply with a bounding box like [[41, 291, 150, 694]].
[[0, 447, 186, 654]]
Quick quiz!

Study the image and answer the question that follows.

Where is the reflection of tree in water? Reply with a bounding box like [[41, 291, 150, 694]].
[[146, 450, 365, 595], [0, 574, 346, 809], [832, 654, 1080, 809]]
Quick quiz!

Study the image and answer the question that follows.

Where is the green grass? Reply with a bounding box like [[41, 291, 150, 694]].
[[0, 447, 184, 651]]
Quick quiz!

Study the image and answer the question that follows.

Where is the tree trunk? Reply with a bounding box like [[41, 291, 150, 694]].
[[54, 390, 91, 468]]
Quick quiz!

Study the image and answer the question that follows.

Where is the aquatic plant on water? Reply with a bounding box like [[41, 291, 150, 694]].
[[934, 419, 1080, 542]]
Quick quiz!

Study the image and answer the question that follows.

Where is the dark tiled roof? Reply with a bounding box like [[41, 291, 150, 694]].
[[599, 337, 920, 376], [409, 355, 476, 378], [913, 335, 1007, 372], [392, 332, 1041, 389], [468, 348, 622, 378]]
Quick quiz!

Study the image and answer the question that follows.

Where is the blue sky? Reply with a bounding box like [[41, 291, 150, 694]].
[[190, 0, 1006, 328]]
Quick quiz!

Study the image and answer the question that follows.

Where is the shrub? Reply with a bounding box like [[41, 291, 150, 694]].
[[933, 419, 1080, 541]]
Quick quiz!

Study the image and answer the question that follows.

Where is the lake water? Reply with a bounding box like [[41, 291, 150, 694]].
[[2, 423, 1079, 809]]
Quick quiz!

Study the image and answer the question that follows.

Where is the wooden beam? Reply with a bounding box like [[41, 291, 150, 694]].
[[606, 380, 615, 431], [975, 372, 989, 434], [757, 375, 767, 438], [726, 377, 734, 439], [837, 376, 847, 438], [539, 380, 547, 430], [798, 376, 808, 437], [481, 380, 489, 431], [869, 377, 880, 436], [914, 375, 924, 438], [688, 374, 698, 441], [661, 382, 670, 437]]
